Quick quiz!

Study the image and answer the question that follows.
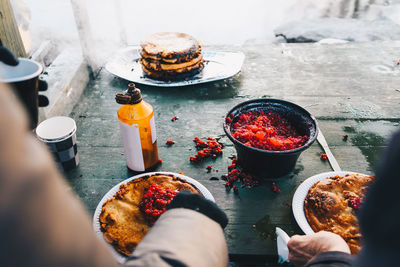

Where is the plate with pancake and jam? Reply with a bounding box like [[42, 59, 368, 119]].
[[105, 32, 245, 87], [93, 171, 214, 264], [292, 171, 374, 255]]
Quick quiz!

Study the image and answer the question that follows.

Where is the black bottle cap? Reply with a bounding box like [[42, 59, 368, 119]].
[[115, 83, 143, 104]]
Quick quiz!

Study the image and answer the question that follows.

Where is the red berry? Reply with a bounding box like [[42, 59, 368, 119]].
[[272, 185, 281, 194], [158, 158, 162, 163], [348, 198, 363, 212], [166, 140, 175, 145], [228, 164, 236, 169]]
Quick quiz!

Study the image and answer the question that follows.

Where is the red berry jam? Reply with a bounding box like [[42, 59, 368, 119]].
[[139, 183, 178, 226], [231, 110, 308, 151]]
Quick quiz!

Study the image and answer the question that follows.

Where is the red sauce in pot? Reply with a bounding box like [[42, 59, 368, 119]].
[[231, 110, 307, 151]]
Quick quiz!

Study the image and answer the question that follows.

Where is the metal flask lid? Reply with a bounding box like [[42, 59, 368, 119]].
[[115, 83, 142, 105]]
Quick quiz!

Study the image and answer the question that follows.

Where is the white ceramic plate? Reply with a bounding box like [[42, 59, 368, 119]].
[[292, 171, 365, 234], [105, 46, 245, 87], [93, 171, 214, 264]]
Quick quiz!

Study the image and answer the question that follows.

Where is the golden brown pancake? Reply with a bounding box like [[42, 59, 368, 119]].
[[140, 47, 202, 64], [304, 173, 374, 254], [140, 54, 203, 72], [141, 61, 204, 81], [100, 174, 201, 256], [139, 32, 204, 81], [141, 32, 200, 59]]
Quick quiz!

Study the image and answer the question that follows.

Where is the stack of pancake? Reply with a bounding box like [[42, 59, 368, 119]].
[[139, 32, 204, 81]]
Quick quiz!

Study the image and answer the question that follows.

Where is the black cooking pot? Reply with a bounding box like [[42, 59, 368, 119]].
[[0, 46, 48, 129], [223, 99, 318, 178]]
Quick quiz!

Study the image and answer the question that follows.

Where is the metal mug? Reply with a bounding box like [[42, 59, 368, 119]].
[[0, 46, 49, 129]]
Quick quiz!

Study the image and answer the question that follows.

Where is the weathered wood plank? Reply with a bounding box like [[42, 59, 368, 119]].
[[38, 47, 89, 122], [65, 42, 400, 258], [65, 143, 377, 255], [70, 0, 99, 74], [0, 0, 26, 57]]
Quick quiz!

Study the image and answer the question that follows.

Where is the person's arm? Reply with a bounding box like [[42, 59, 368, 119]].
[[288, 231, 354, 267], [0, 83, 119, 267], [304, 251, 354, 267], [125, 191, 229, 267]]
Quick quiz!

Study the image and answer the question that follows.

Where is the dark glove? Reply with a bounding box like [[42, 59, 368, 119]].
[[167, 191, 228, 229], [0, 46, 19, 66]]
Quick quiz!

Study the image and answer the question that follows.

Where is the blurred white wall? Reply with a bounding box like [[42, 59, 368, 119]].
[[15, 0, 399, 62], [20, 0, 363, 48]]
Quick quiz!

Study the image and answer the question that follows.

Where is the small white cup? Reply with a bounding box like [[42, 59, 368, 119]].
[[35, 116, 79, 171]]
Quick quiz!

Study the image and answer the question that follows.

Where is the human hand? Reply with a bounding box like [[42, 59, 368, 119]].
[[288, 231, 351, 267]]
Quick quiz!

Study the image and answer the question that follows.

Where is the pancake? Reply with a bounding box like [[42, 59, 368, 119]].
[[139, 32, 204, 81], [304, 173, 374, 254], [140, 47, 202, 64], [141, 32, 200, 59], [99, 174, 201, 256], [140, 54, 203, 71], [141, 61, 204, 81]]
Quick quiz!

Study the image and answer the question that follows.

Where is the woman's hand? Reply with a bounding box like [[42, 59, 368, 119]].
[[288, 231, 351, 267]]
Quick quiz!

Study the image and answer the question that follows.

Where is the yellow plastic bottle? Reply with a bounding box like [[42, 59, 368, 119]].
[[116, 83, 159, 171]]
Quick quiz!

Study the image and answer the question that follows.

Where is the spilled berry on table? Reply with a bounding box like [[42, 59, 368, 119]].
[[166, 140, 175, 146], [189, 137, 223, 163]]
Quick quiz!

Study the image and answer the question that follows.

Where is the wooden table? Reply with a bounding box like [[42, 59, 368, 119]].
[[66, 42, 400, 262]]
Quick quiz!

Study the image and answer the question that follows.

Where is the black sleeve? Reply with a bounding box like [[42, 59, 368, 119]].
[[305, 251, 355, 267], [167, 190, 228, 229]]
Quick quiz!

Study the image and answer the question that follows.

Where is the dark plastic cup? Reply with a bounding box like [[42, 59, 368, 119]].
[[223, 99, 318, 178], [0, 58, 48, 129]]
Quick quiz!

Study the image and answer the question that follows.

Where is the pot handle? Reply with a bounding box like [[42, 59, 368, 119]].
[[38, 78, 48, 91], [38, 78, 49, 107], [38, 95, 49, 107], [0, 46, 19, 66]]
